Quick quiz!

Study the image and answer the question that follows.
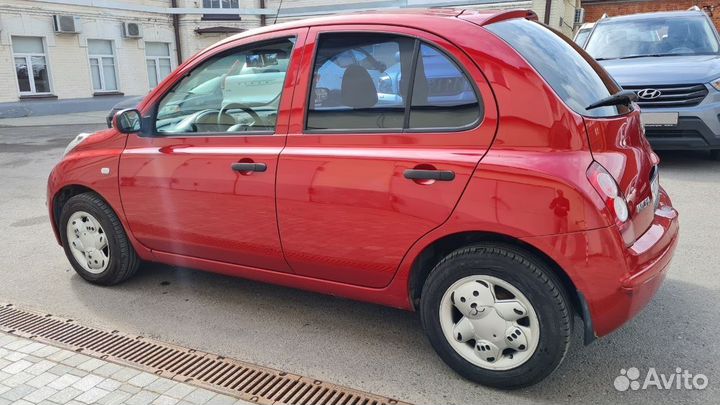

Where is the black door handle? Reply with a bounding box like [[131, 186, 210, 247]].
[[403, 169, 455, 181], [231, 162, 267, 173]]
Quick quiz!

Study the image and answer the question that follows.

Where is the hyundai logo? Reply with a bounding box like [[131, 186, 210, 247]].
[[637, 88, 662, 100]]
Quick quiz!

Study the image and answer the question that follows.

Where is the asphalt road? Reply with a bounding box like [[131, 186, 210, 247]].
[[0, 122, 718, 405]]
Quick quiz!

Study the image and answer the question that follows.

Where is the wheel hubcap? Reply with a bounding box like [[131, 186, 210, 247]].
[[439, 275, 540, 370], [66, 211, 110, 274]]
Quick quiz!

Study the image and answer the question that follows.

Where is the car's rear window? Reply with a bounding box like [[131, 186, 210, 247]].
[[486, 19, 625, 118]]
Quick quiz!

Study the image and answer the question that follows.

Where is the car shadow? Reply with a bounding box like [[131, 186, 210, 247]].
[[68, 262, 717, 404]]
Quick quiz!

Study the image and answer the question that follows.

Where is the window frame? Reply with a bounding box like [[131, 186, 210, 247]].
[[148, 35, 298, 138], [145, 42, 173, 89], [11, 36, 53, 96], [201, 0, 241, 21], [302, 31, 484, 135], [87, 39, 119, 93], [203, 0, 239, 8]]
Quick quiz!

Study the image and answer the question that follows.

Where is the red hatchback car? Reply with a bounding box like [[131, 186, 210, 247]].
[[47, 9, 679, 388]]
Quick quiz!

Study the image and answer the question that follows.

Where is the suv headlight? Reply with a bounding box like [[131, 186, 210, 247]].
[[63, 133, 92, 157], [709, 77, 720, 91]]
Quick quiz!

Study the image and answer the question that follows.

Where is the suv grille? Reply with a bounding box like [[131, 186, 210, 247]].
[[623, 84, 708, 108]]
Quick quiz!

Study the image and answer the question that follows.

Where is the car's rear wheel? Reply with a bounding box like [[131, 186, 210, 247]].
[[420, 244, 572, 389], [59, 192, 139, 285]]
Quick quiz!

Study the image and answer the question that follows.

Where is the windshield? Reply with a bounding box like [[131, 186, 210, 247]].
[[585, 15, 720, 60], [574, 28, 591, 47]]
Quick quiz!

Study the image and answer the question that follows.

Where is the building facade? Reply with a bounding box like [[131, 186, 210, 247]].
[[0, 0, 578, 104]]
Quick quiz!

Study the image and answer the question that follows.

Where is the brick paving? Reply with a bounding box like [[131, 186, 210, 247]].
[[0, 332, 250, 405]]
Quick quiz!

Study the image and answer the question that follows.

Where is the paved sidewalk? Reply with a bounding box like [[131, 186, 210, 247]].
[[0, 333, 249, 405], [0, 112, 108, 128], [0, 95, 138, 119]]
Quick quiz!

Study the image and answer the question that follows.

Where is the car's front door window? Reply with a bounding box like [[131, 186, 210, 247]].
[[155, 37, 295, 135]]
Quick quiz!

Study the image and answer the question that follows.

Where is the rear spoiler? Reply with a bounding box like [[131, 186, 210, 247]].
[[459, 9, 538, 27]]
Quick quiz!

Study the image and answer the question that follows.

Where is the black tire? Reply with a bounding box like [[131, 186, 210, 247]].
[[710, 150, 720, 161], [59, 192, 140, 285], [420, 244, 572, 389]]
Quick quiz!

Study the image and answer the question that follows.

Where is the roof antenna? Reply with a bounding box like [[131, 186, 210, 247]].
[[273, 0, 284, 25]]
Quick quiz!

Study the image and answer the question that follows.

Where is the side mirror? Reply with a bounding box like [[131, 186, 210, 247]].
[[113, 109, 142, 134]]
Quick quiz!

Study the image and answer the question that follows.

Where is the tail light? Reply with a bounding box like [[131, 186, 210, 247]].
[[587, 161, 629, 224]]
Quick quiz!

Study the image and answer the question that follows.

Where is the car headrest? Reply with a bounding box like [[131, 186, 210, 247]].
[[341, 64, 378, 109]]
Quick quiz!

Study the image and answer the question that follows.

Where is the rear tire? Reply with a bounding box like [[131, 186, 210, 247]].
[[420, 244, 572, 389], [59, 192, 140, 285]]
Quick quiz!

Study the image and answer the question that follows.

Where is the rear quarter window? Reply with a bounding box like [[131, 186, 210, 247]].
[[486, 19, 625, 118]]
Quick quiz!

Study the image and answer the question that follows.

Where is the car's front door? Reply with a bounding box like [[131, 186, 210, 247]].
[[119, 29, 307, 272], [276, 26, 498, 288]]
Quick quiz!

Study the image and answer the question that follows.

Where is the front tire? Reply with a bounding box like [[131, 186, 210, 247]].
[[59, 192, 140, 285], [420, 244, 572, 389]]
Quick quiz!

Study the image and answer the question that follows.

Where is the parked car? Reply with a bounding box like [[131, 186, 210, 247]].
[[106, 96, 143, 127], [573, 22, 596, 47], [584, 8, 720, 159], [49, 9, 678, 388]]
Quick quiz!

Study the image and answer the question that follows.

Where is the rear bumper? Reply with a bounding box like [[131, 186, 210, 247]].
[[523, 188, 679, 339]]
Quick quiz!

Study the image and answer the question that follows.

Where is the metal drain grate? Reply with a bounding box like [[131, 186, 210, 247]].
[[0, 303, 409, 405]]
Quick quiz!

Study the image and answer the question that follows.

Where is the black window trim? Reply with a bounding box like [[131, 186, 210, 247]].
[[302, 30, 485, 135], [144, 35, 297, 138]]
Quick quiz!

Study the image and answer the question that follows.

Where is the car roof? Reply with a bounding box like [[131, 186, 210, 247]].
[[206, 8, 535, 53], [598, 9, 707, 23]]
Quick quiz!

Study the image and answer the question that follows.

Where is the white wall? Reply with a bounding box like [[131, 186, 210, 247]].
[[0, 0, 577, 103], [0, 0, 176, 102]]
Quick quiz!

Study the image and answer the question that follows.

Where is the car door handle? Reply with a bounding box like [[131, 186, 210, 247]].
[[403, 169, 455, 181], [231, 162, 267, 173]]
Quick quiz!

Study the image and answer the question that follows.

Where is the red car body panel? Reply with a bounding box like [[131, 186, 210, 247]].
[[47, 129, 154, 260], [117, 28, 308, 272], [47, 9, 679, 341], [278, 24, 498, 288]]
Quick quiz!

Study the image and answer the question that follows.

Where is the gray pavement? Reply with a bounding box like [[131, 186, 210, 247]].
[[0, 117, 718, 404]]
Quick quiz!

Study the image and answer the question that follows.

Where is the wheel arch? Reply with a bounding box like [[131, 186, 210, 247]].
[[51, 184, 107, 246], [408, 231, 582, 319]]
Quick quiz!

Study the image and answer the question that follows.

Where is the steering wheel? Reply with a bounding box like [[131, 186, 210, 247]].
[[218, 103, 264, 129], [171, 109, 230, 133]]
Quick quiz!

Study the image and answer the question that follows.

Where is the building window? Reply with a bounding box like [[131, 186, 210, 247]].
[[146, 42, 173, 89], [202, 0, 241, 20], [12, 36, 52, 95], [87, 39, 118, 92], [203, 0, 239, 8]]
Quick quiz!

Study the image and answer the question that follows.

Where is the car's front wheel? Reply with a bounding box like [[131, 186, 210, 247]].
[[420, 244, 572, 389], [59, 192, 140, 285]]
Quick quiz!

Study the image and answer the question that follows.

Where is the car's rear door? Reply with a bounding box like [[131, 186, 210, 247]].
[[119, 28, 307, 272], [276, 25, 498, 288]]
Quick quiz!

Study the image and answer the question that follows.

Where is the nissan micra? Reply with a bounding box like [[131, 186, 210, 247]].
[[47, 9, 679, 388]]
